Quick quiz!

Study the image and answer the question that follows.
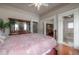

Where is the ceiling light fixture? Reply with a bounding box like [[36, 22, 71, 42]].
[[28, 0, 48, 10], [33, 3, 42, 10]]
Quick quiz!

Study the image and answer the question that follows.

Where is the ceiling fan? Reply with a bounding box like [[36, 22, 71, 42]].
[[28, 3, 48, 10]]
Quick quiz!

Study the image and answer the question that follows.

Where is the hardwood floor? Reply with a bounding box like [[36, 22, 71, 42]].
[[57, 44, 79, 55], [47, 44, 79, 55], [57, 44, 73, 55]]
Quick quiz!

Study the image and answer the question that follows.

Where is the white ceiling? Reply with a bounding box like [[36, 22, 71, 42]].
[[0, 3, 68, 16]]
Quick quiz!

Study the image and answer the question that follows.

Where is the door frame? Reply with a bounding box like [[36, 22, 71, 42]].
[[58, 8, 79, 49], [43, 15, 57, 36], [58, 9, 74, 44]]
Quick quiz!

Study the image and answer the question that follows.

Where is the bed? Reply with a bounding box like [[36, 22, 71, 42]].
[[0, 33, 56, 55]]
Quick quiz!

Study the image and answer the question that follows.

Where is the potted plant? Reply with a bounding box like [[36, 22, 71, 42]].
[[0, 19, 10, 35]]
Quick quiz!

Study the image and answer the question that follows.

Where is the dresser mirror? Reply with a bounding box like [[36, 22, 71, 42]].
[[9, 18, 30, 35]]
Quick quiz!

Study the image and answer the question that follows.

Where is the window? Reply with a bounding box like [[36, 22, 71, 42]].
[[9, 18, 30, 35], [33, 22, 38, 33], [15, 23, 19, 31], [24, 23, 27, 31], [68, 22, 73, 29]]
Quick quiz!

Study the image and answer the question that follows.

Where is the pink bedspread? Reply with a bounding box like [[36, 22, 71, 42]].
[[0, 34, 56, 55]]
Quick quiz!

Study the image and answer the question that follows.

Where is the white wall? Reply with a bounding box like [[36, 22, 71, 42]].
[[0, 5, 40, 35], [39, 15, 58, 35], [39, 4, 79, 36], [1, 4, 79, 36], [74, 8, 79, 48], [41, 4, 79, 19], [38, 18, 54, 34]]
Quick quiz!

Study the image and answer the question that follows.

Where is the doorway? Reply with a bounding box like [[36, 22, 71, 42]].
[[58, 10, 74, 47], [63, 15, 74, 46], [46, 24, 54, 37]]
